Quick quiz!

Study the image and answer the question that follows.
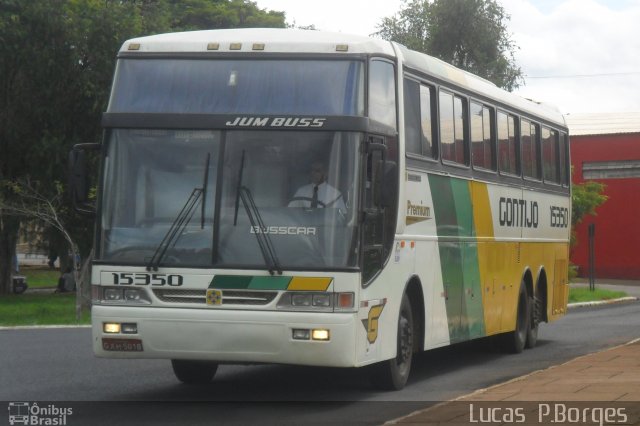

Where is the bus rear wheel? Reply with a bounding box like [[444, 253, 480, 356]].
[[171, 359, 218, 384], [525, 292, 540, 349], [501, 282, 529, 354], [370, 293, 414, 390]]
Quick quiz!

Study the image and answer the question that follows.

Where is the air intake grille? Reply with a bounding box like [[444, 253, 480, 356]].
[[153, 289, 278, 306]]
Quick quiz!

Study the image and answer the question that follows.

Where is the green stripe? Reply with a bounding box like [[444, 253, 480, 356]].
[[248, 276, 291, 290], [210, 275, 252, 289], [210, 275, 293, 290], [451, 179, 475, 238], [429, 175, 486, 342]]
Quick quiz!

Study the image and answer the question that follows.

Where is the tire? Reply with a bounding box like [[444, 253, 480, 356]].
[[501, 282, 529, 354], [370, 293, 414, 390], [171, 360, 218, 384], [525, 293, 539, 349]]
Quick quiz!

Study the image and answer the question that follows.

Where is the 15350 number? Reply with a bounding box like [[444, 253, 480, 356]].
[[111, 272, 183, 286]]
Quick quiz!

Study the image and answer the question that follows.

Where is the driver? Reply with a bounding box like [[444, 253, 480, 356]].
[[288, 161, 346, 211]]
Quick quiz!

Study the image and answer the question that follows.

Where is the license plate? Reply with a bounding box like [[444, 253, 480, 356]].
[[102, 338, 143, 352]]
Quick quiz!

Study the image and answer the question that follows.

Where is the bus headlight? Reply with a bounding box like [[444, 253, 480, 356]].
[[124, 288, 143, 301], [291, 294, 312, 307], [98, 287, 151, 305], [104, 288, 123, 301], [312, 294, 332, 307], [277, 292, 355, 312]]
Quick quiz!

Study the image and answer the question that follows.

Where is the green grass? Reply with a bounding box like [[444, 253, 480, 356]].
[[0, 283, 628, 327], [21, 268, 60, 289], [0, 293, 90, 326], [569, 287, 627, 303]]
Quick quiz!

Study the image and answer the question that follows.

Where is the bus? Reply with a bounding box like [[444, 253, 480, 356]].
[[70, 28, 570, 390]]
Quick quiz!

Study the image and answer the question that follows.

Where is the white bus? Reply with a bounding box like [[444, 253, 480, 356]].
[[71, 29, 570, 390]]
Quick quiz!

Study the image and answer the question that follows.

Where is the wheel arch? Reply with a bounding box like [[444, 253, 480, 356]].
[[403, 275, 425, 353], [535, 267, 549, 323]]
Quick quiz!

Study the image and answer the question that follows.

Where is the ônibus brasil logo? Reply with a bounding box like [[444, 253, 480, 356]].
[[7, 402, 73, 426]]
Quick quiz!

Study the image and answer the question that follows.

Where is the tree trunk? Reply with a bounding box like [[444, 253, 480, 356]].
[[79, 248, 94, 315], [0, 215, 20, 295]]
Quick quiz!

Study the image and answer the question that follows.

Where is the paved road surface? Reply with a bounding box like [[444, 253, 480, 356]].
[[1, 301, 638, 425]]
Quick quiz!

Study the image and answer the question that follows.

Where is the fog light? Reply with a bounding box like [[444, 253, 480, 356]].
[[312, 329, 330, 341], [104, 288, 123, 301], [292, 328, 310, 340], [103, 323, 121, 334], [121, 323, 138, 334]]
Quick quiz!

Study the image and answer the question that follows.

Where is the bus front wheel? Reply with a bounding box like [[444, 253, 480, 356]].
[[370, 293, 414, 390], [171, 359, 218, 384]]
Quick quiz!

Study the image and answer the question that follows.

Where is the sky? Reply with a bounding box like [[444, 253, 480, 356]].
[[253, 0, 640, 115]]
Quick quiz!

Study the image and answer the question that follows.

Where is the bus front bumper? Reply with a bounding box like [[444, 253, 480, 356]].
[[92, 305, 358, 367]]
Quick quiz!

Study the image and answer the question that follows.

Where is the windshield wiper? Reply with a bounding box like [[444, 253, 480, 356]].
[[238, 185, 283, 275], [232, 150, 282, 275], [201, 153, 211, 229], [146, 154, 211, 271], [146, 187, 202, 271]]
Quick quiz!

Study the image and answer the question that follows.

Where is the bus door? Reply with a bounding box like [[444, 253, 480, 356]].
[[361, 135, 398, 285]]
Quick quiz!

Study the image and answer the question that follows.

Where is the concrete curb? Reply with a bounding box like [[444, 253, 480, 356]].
[[567, 296, 638, 309]]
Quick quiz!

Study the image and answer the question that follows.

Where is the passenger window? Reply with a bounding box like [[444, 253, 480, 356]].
[[404, 79, 421, 155], [420, 85, 435, 158], [542, 127, 560, 183], [470, 101, 495, 170], [560, 133, 569, 185], [403, 78, 435, 158], [440, 90, 466, 165], [369, 60, 396, 129], [521, 120, 540, 179], [498, 111, 518, 175]]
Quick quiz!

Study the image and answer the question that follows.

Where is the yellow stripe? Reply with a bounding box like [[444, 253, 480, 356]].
[[470, 181, 494, 239], [287, 277, 333, 291]]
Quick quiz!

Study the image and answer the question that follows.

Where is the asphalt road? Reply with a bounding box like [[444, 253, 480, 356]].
[[1, 301, 639, 425]]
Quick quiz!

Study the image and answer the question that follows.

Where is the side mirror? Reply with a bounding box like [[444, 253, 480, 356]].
[[69, 143, 100, 215]]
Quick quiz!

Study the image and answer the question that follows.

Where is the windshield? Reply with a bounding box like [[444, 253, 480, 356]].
[[108, 59, 364, 116], [100, 129, 361, 270]]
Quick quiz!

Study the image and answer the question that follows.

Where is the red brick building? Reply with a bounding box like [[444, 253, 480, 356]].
[[566, 113, 640, 280]]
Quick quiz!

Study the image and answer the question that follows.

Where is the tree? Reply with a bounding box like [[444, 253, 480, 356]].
[[375, 0, 523, 91], [168, 0, 286, 30], [0, 0, 287, 295], [571, 180, 608, 244], [0, 0, 142, 295], [1, 179, 87, 318]]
